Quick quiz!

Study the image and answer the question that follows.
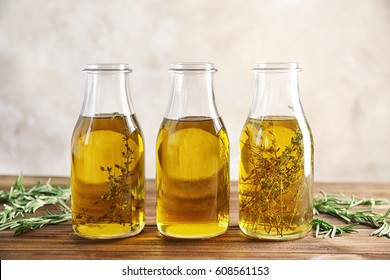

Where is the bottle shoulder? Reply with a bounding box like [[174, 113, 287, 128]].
[[159, 116, 227, 135], [72, 114, 143, 140]]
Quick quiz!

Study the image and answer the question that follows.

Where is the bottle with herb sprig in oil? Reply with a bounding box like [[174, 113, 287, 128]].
[[239, 63, 314, 240], [156, 63, 230, 239], [71, 64, 145, 239]]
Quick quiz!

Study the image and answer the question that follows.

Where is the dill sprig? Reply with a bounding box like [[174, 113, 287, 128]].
[[313, 192, 390, 238], [0, 175, 71, 236]]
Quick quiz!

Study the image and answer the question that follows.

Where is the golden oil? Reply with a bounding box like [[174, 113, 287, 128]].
[[156, 117, 230, 238], [71, 113, 145, 239], [239, 116, 313, 240]]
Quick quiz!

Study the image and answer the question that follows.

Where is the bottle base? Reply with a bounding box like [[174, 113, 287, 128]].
[[73, 223, 145, 240], [239, 226, 310, 241], [157, 222, 228, 239]]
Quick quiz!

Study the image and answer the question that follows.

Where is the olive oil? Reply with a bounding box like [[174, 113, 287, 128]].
[[71, 113, 145, 239], [156, 117, 230, 238], [239, 116, 313, 240]]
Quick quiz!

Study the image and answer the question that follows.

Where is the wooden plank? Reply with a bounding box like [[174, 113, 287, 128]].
[[0, 175, 389, 260]]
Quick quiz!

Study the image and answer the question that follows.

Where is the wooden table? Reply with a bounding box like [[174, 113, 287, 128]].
[[0, 175, 389, 260]]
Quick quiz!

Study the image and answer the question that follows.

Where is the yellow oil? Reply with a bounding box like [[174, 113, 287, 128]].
[[71, 113, 145, 239], [239, 116, 313, 240], [156, 117, 230, 238]]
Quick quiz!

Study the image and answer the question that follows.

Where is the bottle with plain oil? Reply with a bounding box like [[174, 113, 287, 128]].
[[156, 63, 230, 239]]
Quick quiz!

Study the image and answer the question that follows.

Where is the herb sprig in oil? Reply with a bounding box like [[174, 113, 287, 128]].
[[239, 117, 313, 238], [73, 114, 137, 228]]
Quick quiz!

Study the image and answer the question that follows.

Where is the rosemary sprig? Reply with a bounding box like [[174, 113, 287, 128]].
[[312, 218, 358, 238], [0, 211, 71, 236], [0, 175, 71, 236], [313, 192, 390, 238]]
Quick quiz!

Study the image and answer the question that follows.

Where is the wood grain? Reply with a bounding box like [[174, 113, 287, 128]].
[[0, 175, 389, 260]]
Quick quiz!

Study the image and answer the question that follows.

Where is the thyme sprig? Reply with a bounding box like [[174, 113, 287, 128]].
[[313, 192, 390, 238], [239, 119, 310, 236], [0, 175, 71, 236], [73, 113, 136, 227]]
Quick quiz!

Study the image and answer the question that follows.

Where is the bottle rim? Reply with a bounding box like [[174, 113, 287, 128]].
[[82, 63, 132, 73], [169, 62, 217, 73], [252, 62, 301, 72]]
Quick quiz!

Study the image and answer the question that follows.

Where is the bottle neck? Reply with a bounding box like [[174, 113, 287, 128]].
[[81, 64, 135, 117], [165, 63, 220, 120], [249, 63, 303, 119]]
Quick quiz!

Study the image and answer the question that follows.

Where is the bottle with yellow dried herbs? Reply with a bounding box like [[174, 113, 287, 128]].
[[71, 64, 145, 239], [239, 63, 314, 240]]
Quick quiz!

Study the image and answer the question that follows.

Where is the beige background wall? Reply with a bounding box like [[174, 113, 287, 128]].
[[0, 0, 389, 182]]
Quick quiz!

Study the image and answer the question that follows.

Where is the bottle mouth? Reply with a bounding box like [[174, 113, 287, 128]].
[[169, 62, 217, 73], [252, 62, 301, 72], [83, 63, 132, 73]]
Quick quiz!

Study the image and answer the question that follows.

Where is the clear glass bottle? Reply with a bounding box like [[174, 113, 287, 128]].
[[156, 62, 230, 239], [71, 63, 145, 239], [238, 63, 314, 240]]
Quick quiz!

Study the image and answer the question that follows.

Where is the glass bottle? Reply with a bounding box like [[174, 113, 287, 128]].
[[238, 63, 314, 240], [156, 62, 230, 239], [71, 63, 145, 239]]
